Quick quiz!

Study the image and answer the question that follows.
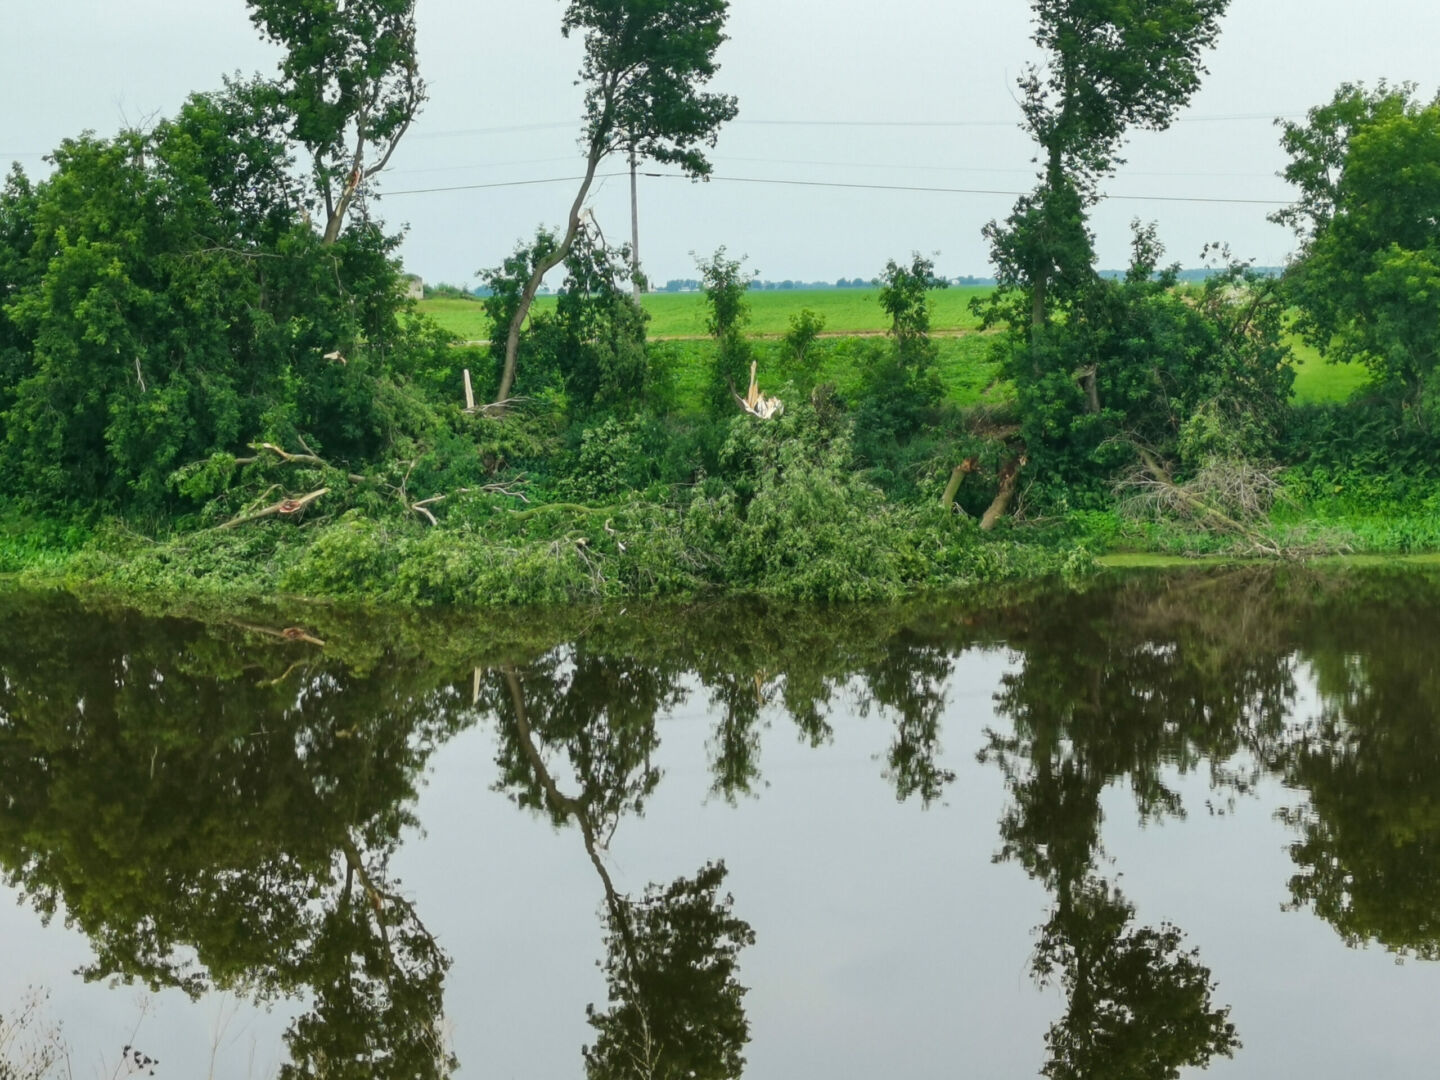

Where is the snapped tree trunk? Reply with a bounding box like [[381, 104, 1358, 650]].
[[980, 456, 1026, 531], [940, 457, 978, 511]]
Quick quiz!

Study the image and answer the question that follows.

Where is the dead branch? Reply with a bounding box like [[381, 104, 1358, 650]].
[[479, 482, 530, 503], [217, 487, 329, 530], [476, 396, 530, 416], [1115, 446, 1288, 557], [404, 481, 531, 525]]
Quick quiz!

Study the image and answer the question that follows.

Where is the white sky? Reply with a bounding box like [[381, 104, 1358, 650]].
[[4, 1, 1439, 285]]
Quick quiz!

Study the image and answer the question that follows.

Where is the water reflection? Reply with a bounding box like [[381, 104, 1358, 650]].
[[2, 569, 1440, 1074], [0, 592, 461, 1077], [496, 663, 753, 1078]]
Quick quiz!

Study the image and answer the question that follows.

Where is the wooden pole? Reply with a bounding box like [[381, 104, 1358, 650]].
[[629, 143, 641, 298]]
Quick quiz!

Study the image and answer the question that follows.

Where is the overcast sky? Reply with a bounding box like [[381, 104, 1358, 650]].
[[4, 1, 1438, 286]]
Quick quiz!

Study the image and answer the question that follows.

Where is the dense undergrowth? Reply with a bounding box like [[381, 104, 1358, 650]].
[[4, 81, 1440, 611]]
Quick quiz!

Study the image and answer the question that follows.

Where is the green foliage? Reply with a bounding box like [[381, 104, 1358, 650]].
[[877, 252, 948, 367], [246, 0, 424, 242], [480, 229, 563, 398], [1277, 83, 1440, 413], [563, 0, 738, 178], [552, 227, 654, 415], [697, 247, 752, 338], [557, 416, 661, 502], [983, 0, 1230, 329], [0, 78, 452, 518], [782, 307, 825, 370], [1002, 230, 1293, 503], [696, 248, 756, 415]]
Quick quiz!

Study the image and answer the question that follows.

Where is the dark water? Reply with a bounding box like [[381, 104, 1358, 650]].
[[2, 568, 1440, 1078]]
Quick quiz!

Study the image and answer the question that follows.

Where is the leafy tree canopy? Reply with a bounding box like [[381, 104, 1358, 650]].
[[246, 0, 425, 243], [1276, 83, 1440, 409]]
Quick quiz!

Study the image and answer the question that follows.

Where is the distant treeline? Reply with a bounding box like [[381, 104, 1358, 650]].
[[425, 268, 1281, 300]]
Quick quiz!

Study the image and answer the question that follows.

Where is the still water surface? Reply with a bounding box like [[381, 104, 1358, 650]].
[[1, 568, 1439, 1078]]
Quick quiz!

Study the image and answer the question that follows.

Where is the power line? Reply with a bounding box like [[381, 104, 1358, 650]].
[[740, 113, 1299, 126], [656, 173, 1290, 206], [405, 111, 1302, 141], [714, 153, 1277, 181], [411, 121, 576, 139], [386, 173, 625, 196], [1, 111, 1311, 162], [384, 169, 1288, 206], [384, 150, 1277, 181], [385, 154, 581, 176]]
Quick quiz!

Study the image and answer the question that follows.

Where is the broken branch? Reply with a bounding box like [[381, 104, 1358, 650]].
[[217, 487, 329, 531]]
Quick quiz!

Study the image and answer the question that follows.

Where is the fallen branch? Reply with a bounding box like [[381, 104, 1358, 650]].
[[405, 482, 531, 526], [1118, 447, 1287, 557], [476, 396, 530, 417], [234, 443, 366, 484], [217, 487, 329, 530]]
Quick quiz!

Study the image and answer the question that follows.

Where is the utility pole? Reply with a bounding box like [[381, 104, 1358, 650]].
[[629, 142, 642, 298]]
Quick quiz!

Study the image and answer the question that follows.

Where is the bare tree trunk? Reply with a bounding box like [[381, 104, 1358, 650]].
[[493, 146, 604, 408], [1079, 365, 1099, 413], [1030, 271, 1049, 333], [1030, 143, 1066, 336]]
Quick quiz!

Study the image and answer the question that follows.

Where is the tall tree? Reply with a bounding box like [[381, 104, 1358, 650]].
[[491, 0, 738, 408], [1274, 84, 1440, 412], [985, 0, 1230, 331], [247, 0, 425, 244]]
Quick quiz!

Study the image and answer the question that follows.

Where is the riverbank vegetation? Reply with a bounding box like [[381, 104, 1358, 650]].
[[3, 1, 1440, 608]]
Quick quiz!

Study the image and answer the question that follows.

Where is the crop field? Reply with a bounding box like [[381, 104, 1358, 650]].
[[418, 286, 990, 341], [419, 289, 1357, 408]]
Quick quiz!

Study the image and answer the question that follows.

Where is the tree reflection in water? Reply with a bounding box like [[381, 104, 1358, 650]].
[[0, 592, 462, 1078], [489, 662, 755, 1080], [4, 569, 1440, 1075]]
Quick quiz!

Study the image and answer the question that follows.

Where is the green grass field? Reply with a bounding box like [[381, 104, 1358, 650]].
[[418, 286, 990, 341], [1287, 335, 1371, 404], [419, 288, 1360, 407], [649, 333, 1007, 414]]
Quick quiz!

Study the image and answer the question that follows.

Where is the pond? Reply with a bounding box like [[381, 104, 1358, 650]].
[[1, 567, 1439, 1078]]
